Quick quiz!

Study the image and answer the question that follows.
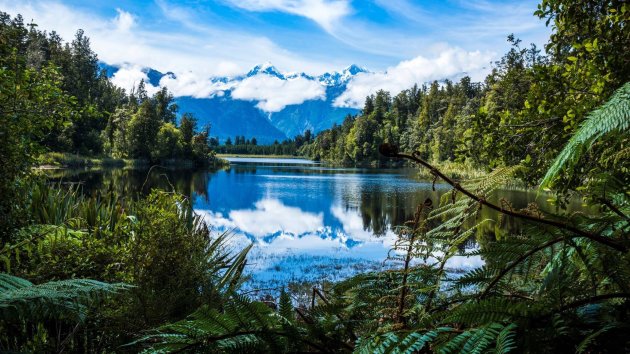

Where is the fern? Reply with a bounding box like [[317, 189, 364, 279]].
[[136, 294, 314, 353], [494, 323, 517, 353], [576, 324, 616, 354], [540, 81, 630, 188], [0, 273, 129, 321], [437, 323, 515, 354], [355, 328, 452, 354]]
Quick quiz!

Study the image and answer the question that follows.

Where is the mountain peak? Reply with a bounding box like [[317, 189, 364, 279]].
[[317, 64, 369, 86], [247, 62, 284, 79], [343, 64, 368, 75]]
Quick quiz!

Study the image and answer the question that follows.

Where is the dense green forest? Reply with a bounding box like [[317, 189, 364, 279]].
[[0, 12, 219, 166], [216, 131, 312, 155], [301, 8, 629, 186], [1, 0, 629, 353]]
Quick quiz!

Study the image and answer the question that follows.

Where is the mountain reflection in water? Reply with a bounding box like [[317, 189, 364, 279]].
[[47, 158, 584, 288]]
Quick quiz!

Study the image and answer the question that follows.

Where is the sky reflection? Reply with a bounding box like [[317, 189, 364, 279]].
[[192, 163, 474, 286]]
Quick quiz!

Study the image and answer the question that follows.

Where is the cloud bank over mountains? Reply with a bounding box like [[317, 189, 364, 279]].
[[109, 52, 491, 112], [231, 70, 327, 112], [334, 48, 493, 108]]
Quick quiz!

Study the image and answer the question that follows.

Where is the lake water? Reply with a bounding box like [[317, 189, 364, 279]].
[[47, 158, 581, 290]]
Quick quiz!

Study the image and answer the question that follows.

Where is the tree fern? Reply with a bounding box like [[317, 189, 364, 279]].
[[540, 81, 630, 188], [493, 323, 517, 353], [0, 273, 129, 321], [136, 294, 313, 353], [354, 328, 452, 354]]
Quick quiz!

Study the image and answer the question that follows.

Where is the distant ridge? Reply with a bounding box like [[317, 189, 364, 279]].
[[101, 63, 366, 143]]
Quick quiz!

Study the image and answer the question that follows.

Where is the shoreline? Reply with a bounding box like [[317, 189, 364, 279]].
[[217, 153, 304, 159], [36, 152, 229, 169]]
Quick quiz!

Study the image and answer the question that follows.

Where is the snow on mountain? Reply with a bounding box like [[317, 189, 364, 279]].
[[246, 61, 285, 79], [101, 62, 367, 143]]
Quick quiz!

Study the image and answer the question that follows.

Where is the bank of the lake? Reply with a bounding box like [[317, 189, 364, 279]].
[[37, 152, 229, 169]]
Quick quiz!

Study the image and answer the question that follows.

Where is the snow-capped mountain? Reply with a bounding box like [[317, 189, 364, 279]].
[[246, 62, 287, 79], [102, 63, 369, 143]]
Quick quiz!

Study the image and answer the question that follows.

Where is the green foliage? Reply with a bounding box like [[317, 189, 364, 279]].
[[0, 11, 219, 168], [153, 122, 184, 160], [0, 273, 129, 322], [2, 183, 253, 351], [302, 1, 628, 185], [136, 295, 287, 353], [140, 117, 629, 353], [0, 12, 75, 239], [216, 131, 312, 156], [0, 272, 129, 352], [540, 82, 630, 188]]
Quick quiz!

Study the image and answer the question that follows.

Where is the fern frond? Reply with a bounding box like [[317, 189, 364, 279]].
[[136, 294, 311, 353], [0, 273, 130, 322], [438, 323, 515, 354], [444, 299, 529, 325], [494, 323, 517, 353], [576, 324, 616, 354], [540, 82, 630, 188], [354, 328, 452, 354]]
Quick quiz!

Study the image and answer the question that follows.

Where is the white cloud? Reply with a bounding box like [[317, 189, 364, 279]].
[[330, 204, 397, 248], [112, 8, 135, 32], [110, 65, 160, 95], [224, 0, 351, 32], [159, 72, 234, 98], [0, 0, 331, 77], [335, 47, 494, 108], [106, 63, 325, 112], [229, 199, 324, 237], [231, 74, 326, 112]]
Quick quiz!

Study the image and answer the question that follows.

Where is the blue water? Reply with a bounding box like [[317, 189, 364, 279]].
[[50, 159, 563, 288], [188, 161, 495, 288]]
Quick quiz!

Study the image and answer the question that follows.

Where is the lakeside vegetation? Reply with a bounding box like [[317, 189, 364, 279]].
[[37, 152, 229, 169], [1, 1, 629, 353], [215, 131, 312, 156], [299, 3, 629, 188]]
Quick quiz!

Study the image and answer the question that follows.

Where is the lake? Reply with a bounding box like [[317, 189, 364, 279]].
[[47, 158, 582, 290]]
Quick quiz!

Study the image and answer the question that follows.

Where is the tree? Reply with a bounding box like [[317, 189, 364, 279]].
[[153, 123, 183, 160], [128, 100, 160, 159], [179, 113, 197, 156], [191, 126, 213, 164], [155, 86, 178, 124], [0, 12, 73, 239]]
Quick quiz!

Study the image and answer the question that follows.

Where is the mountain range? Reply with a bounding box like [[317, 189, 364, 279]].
[[101, 63, 366, 143]]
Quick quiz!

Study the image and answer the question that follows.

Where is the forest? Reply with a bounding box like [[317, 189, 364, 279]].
[[0, 0, 629, 353], [214, 131, 312, 156], [0, 14, 219, 168]]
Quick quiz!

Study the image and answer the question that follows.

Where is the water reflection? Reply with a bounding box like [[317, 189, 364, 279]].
[[46, 160, 586, 287]]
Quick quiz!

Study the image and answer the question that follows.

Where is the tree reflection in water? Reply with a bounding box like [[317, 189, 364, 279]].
[[46, 160, 588, 287]]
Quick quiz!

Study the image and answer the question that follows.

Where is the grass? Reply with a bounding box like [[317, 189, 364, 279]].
[[37, 152, 230, 169], [37, 152, 141, 168], [415, 160, 489, 180]]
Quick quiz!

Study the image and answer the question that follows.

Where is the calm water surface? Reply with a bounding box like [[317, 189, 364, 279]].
[[48, 158, 580, 288]]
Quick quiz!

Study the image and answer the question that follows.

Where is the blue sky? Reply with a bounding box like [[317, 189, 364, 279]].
[[1, 0, 551, 107]]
